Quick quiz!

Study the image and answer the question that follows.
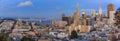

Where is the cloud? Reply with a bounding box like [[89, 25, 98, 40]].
[[18, 1, 32, 7]]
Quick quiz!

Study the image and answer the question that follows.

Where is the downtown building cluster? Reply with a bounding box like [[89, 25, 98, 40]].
[[51, 3, 120, 41]]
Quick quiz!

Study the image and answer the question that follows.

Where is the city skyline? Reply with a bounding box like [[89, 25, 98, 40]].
[[0, 0, 120, 19], [0, 0, 120, 41]]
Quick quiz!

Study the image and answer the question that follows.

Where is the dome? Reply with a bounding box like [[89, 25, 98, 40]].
[[82, 11, 86, 14]]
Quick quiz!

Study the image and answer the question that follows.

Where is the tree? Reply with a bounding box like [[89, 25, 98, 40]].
[[0, 32, 4, 41], [70, 30, 78, 39], [115, 8, 120, 27], [0, 32, 13, 41], [21, 36, 35, 41]]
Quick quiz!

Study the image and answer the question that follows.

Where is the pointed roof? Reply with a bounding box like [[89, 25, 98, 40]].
[[76, 3, 79, 12], [76, 3, 80, 16]]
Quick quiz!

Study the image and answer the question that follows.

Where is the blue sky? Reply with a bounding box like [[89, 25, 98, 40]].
[[0, 0, 120, 19]]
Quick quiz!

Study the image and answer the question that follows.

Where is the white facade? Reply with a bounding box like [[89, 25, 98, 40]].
[[52, 20, 67, 27], [99, 6, 102, 15], [109, 11, 115, 24], [91, 10, 96, 17], [57, 32, 68, 38]]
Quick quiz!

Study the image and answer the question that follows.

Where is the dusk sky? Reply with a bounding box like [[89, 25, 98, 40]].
[[0, 0, 120, 19]]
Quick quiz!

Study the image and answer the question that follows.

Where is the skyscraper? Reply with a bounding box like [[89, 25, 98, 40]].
[[61, 13, 72, 25], [91, 10, 96, 17], [107, 4, 114, 18], [72, 3, 81, 26], [82, 11, 86, 19], [99, 5, 103, 17], [73, 3, 80, 20], [76, 3, 80, 18], [62, 16, 72, 25], [91, 10, 96, 25]]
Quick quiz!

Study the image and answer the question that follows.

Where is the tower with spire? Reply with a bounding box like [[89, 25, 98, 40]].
[[73, 3, 80, 20], [76, 3, 80, 17], [72, 3, 81, 26]]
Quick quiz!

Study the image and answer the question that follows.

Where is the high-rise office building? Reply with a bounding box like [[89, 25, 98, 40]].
[[76, 3, 80, 18], [62, 16, 72, 25], [82, 19, 86, 25], [86, 18, 91, 25], [109, 11, 115, 24], [99, 5, 103, 17], [72, 3, 81, 26], [82, 11, 86, 19], [91, 10, 96, 17], [73, 3, 80, 20], [91, 10, 96, 25], [61, 13, 73, 25], [108, 4, 114, 18]]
